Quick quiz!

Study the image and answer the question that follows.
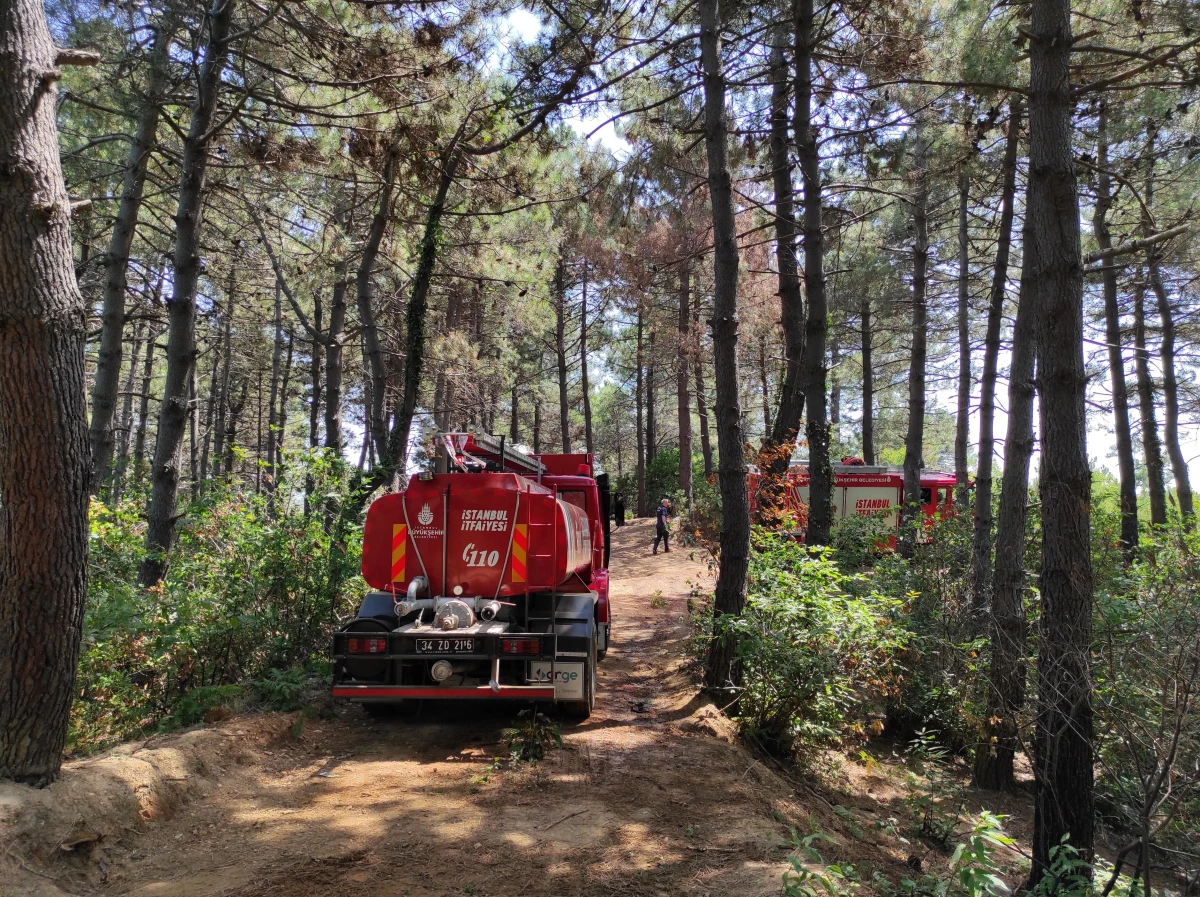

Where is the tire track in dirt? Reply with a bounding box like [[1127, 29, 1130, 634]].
[[8, 518, 811, 897]]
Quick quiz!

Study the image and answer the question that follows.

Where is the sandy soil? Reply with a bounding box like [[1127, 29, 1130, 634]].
[[3, 518, 823, 897]]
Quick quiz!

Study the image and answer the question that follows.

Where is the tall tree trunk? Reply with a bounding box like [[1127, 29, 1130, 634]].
[[647, 328, 657, 462], [274, 332, 293, 490], [555, 257, 572, 453], [766, 23, 801, 382], [581, 266, 594, 455], [325, 264, 347, 454], [829, 334, 840, 430], [902, 137, 930, 555], [1027, 0, 1096, 878], [678, 264, 693, 509], [198, 315, 220, 491], [357, 144, 399, 464], [696, 303, 710, 477], [132, 329, 157, 483], [796, 0, 831, 545], [969, 98, 1021, 611], [533, 393, 542, 454], [1143, 147, 1193, 526], [387, 149, 461, 480], [265, 281, 284, 487], [759, 336, 772, 440], [87, 27, 170, 493], [700, 0, 750, 693], [223, 377, 247, 479], [188, 358, 199, 498], [1132, 274, 1167, 526], [636, 303, 647, 516], [954, 168, 971, 510], [0, 0, 91, 785], [757, 28, 807, 521], [510, 384, 520, 442], [861, 296, 874, 465], [139, 0, 237, 587], [1094, 103, 1139, 556], [254, 370, 263, 492], [113, 319, 146, 500], [212, 303, 233, 477], [973, 221, 1036, 792], [309, 293, 322, 454]]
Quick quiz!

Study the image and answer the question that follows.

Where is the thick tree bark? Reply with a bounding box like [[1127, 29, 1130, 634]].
[[973, 225, 1035, 792], [581, 266, 594, 455], [555, 257, 572, 453], [0, 0, 91, 785], [636, 303, 647, 516], [761, 26, 806, 488], [1094, 104, 1138, 556], [954, 168, 971, 510], [902, 137, 930, 555], [139, 0, 237, 587], [88, 28, 170, 494], [533, 393, 542, 454], [1132, 275, 1167, 526], [678, 264, 693, 509], [357, 144, 399, 465], [968, 99, 1021, 611], [1027, 0, 1095, 878], [796, 0, 831, 545], [861, 296, 874, 465], [188, 359, 199, 498], [699, 0, 750, 693]]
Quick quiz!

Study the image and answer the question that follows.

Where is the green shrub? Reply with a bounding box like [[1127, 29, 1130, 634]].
[[724, 532, 909, 754], [72, 465, 364, 753]]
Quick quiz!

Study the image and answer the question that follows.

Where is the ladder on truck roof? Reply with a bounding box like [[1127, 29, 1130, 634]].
[[442, 431, 546, 476]]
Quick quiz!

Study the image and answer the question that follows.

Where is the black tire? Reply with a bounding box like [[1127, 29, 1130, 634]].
[[562, 635, 597, 720]]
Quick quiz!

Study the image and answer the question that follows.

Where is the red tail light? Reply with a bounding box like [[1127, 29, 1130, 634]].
[[347, 637, 388, 654], [500, 637, 542, 655]]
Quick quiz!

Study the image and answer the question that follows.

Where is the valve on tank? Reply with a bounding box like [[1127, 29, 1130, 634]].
[[477, 601, 501, 622], [435, 599, 475, 630]]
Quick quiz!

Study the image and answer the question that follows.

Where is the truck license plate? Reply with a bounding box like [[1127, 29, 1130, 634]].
[[415, 638, 475, 654]]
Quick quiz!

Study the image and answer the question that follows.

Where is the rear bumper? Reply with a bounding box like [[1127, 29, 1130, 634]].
[[333, 684, 556, 701]]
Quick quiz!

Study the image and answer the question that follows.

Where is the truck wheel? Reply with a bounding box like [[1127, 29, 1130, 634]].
[[563, 637, 597, 720]]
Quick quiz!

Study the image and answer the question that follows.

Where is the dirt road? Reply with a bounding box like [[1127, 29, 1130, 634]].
[[4, 518, 810, 897]]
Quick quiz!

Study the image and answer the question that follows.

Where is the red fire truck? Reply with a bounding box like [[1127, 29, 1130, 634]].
[[332, 433, 611, 718], [748, 458, 960, 543]]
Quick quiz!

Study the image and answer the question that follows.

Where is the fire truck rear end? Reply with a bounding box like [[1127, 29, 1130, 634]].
[[332, 433, 612, 718]]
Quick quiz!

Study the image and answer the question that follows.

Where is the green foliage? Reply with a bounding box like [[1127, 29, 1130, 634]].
[[502, 710, 563, 764], [948, 813, 1015, 897], [169, 685, 244, 728], [724, 532, 909, 754], [783, 829, 861, 897], [73, 479, 363, 752]]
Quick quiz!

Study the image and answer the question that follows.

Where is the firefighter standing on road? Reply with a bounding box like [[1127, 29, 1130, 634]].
[[613, 492, 626, 527], [653, 498, 671, 554]]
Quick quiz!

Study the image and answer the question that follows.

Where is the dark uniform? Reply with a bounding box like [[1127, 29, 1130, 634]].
[[613, 493, 625, 527], [653, 503, 670, 554]]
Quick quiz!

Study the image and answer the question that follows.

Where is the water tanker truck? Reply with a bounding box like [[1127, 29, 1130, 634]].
[[332, 432, 611, 718]]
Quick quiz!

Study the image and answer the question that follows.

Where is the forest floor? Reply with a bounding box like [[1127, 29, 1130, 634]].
[[2, 517, 1035, 897]]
